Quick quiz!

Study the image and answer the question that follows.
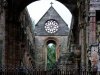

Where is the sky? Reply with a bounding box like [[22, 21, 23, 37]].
[[27, 0, 72, 28]]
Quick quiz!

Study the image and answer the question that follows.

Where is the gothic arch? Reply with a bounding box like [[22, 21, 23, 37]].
[[6, 0, 78, 15], [44, 37, 60, 61], [5, 0, 79, 70], [6, 0, 78, 29]]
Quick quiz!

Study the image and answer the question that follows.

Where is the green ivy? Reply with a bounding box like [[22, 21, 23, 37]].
[[47, 43, 56, 70]]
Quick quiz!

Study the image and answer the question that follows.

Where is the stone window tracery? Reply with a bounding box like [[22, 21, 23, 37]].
[[44, 19, 59, 34]]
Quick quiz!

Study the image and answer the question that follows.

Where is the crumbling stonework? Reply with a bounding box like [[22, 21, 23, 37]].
[[34, 6, 69, 71]]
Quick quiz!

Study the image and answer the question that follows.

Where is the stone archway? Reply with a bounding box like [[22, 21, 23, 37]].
[[44, 37, 60, 70], [4, 0, 79, 72], [45, 37, 60, 60], [46, 40, 56, 70], [6, 0, 77, 12]]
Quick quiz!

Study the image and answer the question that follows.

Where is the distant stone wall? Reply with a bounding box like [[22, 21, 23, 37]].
[[34, 36, 68, 70], [35, 6, 69, 36]]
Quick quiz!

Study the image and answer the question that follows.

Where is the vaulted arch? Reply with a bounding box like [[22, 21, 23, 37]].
[[6, 0, 78, 15], [6, 0, 78, 31], [4, 0, 79, 72]]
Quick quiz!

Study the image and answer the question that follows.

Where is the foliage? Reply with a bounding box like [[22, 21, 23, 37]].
[[47, 43, 56, 70]]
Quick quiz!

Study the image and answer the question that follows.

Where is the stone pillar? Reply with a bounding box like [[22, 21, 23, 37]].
[[86, 24, 90, 72], [0, 0, 7, 71], [79, 23, 85, 72], [5, 10, 23, 72], [79, 22, 89, 75], [89, 10, 96, 45]]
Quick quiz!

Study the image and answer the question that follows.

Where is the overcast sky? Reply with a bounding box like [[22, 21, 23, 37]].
[[27, 0, 72, 28]]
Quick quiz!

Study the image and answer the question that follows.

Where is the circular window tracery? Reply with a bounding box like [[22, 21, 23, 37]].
[[44, 20, 59, 33]]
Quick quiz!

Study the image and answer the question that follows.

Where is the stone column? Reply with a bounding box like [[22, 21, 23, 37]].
[[0, 0, 7, 71], [0, 8, 5, 67], [86, 24, 90, 72], [89, 10, 96, 45], [5, 9, 23, 72], [79, 22, 88, 73]]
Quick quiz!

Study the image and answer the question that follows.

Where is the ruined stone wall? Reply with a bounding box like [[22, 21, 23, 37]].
[[19, 8, 34, 71], [67, 0, 100, 72], [34, 36, 68, 70], [3, 7, 34, 72]]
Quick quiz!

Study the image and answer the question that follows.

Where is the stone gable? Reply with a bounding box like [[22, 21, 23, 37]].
[[35, 6, 69, 36]]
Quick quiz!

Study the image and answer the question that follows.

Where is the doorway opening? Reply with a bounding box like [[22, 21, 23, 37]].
[[46, 40, 56, 70]]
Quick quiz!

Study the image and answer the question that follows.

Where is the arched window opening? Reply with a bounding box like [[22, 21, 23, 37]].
[[47, 40, 56, 70], [27, 0, 72, 29], [21, 0, 72, 70]]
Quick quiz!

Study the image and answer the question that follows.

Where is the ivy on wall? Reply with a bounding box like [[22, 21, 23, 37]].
[[47, 43, 56, 70]]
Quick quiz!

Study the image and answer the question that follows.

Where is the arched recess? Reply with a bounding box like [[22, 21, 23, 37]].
[[6, 0, 78, 20], [6, 0, 78, 31], [44, 37, 60, 70], [46, 40, 56, 70], [27, 0, 73, 28], [7, 0, 77, 12], [5, 0, 78, 69], [25, 0, 78, 29]]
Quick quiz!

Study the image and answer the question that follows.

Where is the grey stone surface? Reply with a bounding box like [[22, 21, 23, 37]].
[[34, 36, 68, 70], [35, 6, 69, 36], [34, 6, 69, 70]]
